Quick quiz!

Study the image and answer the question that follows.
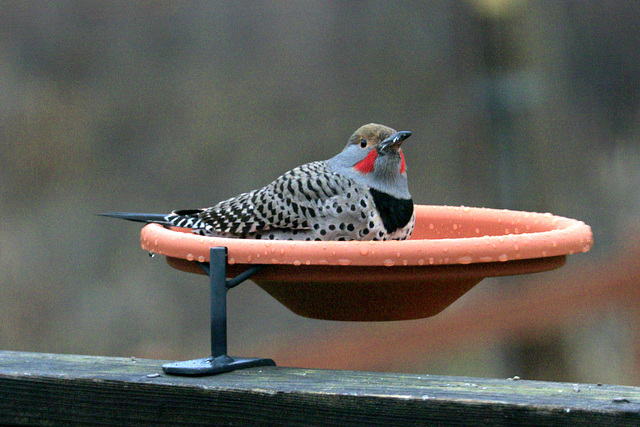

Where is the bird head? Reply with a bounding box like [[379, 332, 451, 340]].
[[347, 123, 412, 175], [327, 123, 413, 199]]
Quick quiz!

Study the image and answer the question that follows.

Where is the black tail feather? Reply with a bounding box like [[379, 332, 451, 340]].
[[97, 211, 169, 224]]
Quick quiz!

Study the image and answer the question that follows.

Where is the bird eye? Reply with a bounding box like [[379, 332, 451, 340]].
[[360, 138, 367, 148]]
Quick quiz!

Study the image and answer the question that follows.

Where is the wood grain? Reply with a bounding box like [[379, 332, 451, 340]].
[[1, 351, 639, 426]]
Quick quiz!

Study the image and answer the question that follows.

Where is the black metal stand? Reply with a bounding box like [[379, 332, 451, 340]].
[[162, 247, 276, 376]]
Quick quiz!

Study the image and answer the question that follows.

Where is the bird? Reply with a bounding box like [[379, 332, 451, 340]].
[[100, 123, 415, 242]]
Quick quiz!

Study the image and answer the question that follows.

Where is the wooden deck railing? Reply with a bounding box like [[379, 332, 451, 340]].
[[1, 350, 639, 425]]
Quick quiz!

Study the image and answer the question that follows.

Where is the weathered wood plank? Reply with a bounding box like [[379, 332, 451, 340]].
[[1, 350, 639, 426]]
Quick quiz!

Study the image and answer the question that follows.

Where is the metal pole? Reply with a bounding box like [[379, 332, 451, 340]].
[[162, 247, 275, 375], [209, 247, 228, 358]]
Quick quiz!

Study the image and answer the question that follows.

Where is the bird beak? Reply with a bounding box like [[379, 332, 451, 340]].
[[379, 131, 412, 152]]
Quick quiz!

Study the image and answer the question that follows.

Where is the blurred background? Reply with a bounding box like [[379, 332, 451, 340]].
[[2, 1, 640, 386]]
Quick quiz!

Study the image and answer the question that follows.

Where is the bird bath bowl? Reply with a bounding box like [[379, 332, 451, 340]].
[[141, 205, 593, 322]]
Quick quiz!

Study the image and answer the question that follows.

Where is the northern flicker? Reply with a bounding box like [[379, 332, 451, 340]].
[[101, 123, 415, 241]]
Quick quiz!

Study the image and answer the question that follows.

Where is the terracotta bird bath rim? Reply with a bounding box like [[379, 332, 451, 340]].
[[141, 205, 592, 267], [139, 205, 593, 322]]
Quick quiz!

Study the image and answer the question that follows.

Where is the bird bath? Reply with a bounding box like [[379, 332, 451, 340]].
[[141, 205, 592, 322], [137, 204, 592, 375]]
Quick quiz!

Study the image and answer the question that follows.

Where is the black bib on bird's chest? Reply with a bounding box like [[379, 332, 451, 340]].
[[369, 188, 414, 233]]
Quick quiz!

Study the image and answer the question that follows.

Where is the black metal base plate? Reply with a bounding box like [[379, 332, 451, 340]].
[[162, 355, 276, 376]]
